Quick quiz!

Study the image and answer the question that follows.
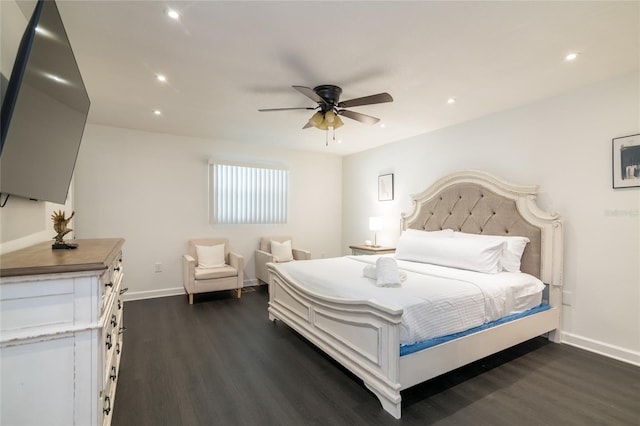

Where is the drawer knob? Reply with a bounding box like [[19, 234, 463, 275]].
[[105, 282, 113, 288], [114, 267, 121, 272], [118, 326, 127, 335], [119, 287, 129, 295], [116, 342, 121, 354], [105, 333, 112, 350], [111, 314, 117, 327], [110, 366, 117, 381], [103, 396, 111, 415]]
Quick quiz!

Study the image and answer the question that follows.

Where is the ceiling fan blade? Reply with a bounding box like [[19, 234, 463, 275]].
[[338, 92, 393, 108], [338, 109, 380, 125], [293, 85, 326, 104], [258, 107, 316, 112], [302, 122, 313, 129]]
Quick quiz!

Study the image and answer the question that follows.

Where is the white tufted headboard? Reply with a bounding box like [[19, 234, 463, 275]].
[[401, 171, 563, 291]]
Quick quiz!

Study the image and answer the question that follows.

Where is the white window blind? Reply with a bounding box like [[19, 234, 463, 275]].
[[209, 161, 288, 224]]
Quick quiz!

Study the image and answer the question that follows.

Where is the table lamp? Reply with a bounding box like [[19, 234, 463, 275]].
[[369, 217, 383, 247]]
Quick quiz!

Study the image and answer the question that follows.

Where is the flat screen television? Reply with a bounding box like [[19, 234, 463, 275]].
[[0, 0, 90, 205]]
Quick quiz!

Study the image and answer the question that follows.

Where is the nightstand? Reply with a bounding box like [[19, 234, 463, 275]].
[[349, 244, 396, 255]]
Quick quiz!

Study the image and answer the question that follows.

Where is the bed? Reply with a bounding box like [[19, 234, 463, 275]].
[[267, 170, 563, 418]]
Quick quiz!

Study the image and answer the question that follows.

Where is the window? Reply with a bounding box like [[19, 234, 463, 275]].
[[209, 160, 288, 224]]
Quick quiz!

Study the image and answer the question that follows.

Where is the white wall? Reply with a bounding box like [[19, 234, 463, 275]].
[[74, 124, 342, 299], [343, 73, 640, 365]]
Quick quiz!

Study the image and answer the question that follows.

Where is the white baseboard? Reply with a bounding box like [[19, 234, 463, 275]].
[[562, 332, 640, 367], [123, 280, 260, 302], [123, 286, 185, 302]]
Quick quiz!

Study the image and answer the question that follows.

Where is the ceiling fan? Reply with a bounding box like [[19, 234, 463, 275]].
[[259, 85, 393, 141]]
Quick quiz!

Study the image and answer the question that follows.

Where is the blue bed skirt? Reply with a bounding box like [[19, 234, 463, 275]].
[[400, 303, 551, 356]]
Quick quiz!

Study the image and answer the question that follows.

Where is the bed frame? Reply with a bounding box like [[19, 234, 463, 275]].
[[268, 170, 563, 418]]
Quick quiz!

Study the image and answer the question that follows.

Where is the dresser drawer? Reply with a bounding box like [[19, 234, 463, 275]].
[[100, 252, 123, 314], [101, 301, 123, 426], [101, 371, 114, 426], [101, 292, 123, 386]]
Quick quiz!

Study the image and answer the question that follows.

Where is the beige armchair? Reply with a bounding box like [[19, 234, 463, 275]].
[[255, 236, 311, 285], [183, 238, 244, 304]]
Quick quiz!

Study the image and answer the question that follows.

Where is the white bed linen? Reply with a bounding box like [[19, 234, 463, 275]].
[[273, 255, 544, 345]]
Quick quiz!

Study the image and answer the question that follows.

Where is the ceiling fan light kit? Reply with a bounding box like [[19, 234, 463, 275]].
[[309, 110, 344, 131], [259, 84, 393, 145]]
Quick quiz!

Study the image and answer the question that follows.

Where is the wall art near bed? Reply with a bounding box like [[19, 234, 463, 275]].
[[378, 173, 394, 201], [612, 134, 640, 189]]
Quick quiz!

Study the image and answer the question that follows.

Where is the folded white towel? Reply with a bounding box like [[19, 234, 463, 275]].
[[362, 263, 407, 286], [375, 257, 402, 288], [363, 264, 377, 280]]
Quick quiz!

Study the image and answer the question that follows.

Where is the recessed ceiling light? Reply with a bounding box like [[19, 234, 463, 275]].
[[565, 52, 578, 61], [152, 109, 162, 116], [380, 123, 385, 128], [447, 97, 456, 104], [166, 8, 180, 20], [337, 139, 342, 144], [156, 74, 167, 82]]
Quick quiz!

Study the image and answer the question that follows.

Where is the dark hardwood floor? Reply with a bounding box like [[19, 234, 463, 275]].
[[113, 287, 640, 426]]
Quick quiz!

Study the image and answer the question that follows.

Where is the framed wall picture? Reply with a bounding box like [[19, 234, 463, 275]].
[[612, 134, 640, 189], [378, 173, 394, 201]]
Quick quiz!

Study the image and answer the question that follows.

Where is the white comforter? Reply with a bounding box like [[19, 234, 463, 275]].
[[273, 255, 544, 345]]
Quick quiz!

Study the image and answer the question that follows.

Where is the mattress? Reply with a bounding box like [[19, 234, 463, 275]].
[[400, 303, 551, 356], [273, 255, 544, 345]]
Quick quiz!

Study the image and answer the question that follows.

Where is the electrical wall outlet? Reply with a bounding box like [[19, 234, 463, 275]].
[[154, 262, 162, 273]]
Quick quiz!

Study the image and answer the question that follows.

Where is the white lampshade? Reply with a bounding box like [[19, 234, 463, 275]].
[[369, 217, 383, 231]]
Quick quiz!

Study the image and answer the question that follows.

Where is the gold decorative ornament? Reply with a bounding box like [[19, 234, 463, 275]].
[[51, 210, 78, 249]]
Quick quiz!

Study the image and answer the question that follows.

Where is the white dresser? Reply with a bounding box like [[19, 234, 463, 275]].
[[0, 238, 126, 426]]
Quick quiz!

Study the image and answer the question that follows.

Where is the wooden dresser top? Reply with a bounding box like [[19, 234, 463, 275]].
[[0, 238, 124, 278]]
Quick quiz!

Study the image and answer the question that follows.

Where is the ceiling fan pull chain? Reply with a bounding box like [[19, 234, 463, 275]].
[[325, 130, 329, 147]]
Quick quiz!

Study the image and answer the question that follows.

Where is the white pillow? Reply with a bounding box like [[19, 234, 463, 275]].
[[395, 234, 506, 274], [196, 244, 226, 268], [403, 228, 454, 238], [271, 240, 294, 262], [452, 232, 529, 272]]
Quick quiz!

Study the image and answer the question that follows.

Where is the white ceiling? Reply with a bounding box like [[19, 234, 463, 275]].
[[51, 1, 639, 156]]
